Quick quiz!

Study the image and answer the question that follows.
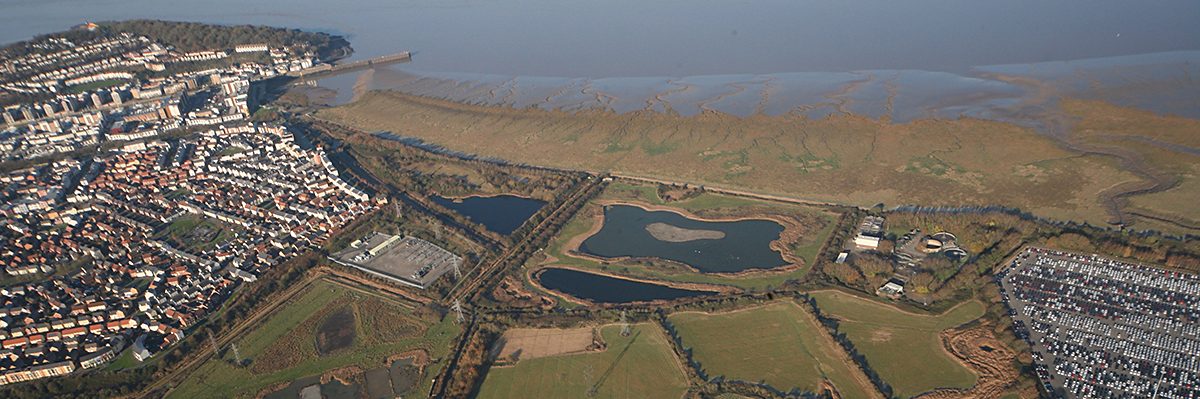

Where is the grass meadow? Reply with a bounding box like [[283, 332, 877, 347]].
[[668, 301, 876, 397], [809, 290, 984, 398], [170, 278, 459, 398], [476, 324, 689, 399]]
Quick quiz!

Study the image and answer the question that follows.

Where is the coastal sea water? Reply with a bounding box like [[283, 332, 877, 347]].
[[5, 0, 1199, 75], [2, 0, 1197, 119], [976, 51, 1200, 120]]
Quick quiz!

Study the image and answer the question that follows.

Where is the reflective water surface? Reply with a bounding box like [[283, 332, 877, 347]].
[[536, 267, 714, 303], [431, 195, 545, 235], [3, 0, 1197, 118], [580, 205, 789, 273]]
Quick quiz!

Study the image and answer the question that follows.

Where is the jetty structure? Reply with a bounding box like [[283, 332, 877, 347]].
[[288, 51, 412, 77]]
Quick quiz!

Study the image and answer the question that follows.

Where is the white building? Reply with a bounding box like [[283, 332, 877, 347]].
[[234, 43, 269, 53], [854, 234, 881, 250]]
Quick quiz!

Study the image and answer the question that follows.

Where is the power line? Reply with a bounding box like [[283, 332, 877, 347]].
[[231, 343, 242, 366], [620, 310, 631, 337], [452, 299, 466, 324], [582, 363, 595, 398]]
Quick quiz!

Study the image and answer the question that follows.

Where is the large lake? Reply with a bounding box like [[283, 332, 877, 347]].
[[580, 205, 789, 273], [536, 267, 713, 303], [3, 0, 1198, 118], [431, 194, 545, 235]]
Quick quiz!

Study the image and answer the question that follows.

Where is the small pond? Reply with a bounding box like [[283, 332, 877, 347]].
[[263, 375, 359, 399], [580, 205, 789, 273], [264, 357, 419, 399], [432, 195, 546, 235], [536, 267, 713, 303]]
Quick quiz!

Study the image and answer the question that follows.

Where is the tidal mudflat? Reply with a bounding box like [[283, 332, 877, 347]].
[[7, 0, 1196, 119]]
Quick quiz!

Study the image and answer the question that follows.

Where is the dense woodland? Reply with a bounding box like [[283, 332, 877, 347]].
[[815, 209, 1200, 311], [3, 20, 341, 58], [102, 20, 340, 56]]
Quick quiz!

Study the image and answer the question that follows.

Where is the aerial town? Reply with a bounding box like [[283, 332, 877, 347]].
[[1, 12, 1199, 399], [0, 26, 324, 162], [0, 23, 381, 385]]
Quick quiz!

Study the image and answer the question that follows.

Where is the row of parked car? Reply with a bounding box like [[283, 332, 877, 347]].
[[997, 247, 1200, 398]]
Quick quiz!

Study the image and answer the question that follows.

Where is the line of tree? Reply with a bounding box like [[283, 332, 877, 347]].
[[655, 309, 822, 398], [101, 20, 337, 55], [654, 309, 710, 382], [464, 175, 607, 303], [2, 20, 345, 61], [818, 205, 1200, 313], [0, 28, 105, 59], [799, 294, 895, 398], [434, 319, 500, 399]]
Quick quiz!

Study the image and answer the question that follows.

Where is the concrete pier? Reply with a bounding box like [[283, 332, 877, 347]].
[[288, 51, 411, 77]]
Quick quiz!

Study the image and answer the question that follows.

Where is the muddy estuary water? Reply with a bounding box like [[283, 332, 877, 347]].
[[3, 0, 1198, 119], [580, 205, 788, 273], [536, 268, 714, 303]]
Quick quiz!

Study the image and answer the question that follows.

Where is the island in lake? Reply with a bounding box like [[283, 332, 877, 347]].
[[645, 222, 725, 242]]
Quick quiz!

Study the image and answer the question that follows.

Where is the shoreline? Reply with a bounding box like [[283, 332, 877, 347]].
[[645, 222, 725, 242], [595, 200, 786, 225], [557, 200, 809, 278], [432, 192, 545, 202], [527, 265, 735, 307]]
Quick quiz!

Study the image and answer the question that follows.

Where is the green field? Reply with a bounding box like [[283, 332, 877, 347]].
[[155, 214, 237, 252], [170, 278, 460, 398], [603, 182, 768, 211], [0, 255, 90, 287], [530, 182, 836, 291], [809, 290, 985, 398], [668, 301, 874, 397], [477, 324, 689, 399], [103, 346, 142, 371]]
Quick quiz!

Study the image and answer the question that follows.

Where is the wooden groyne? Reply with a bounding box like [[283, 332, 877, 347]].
[[287, 51, 411, 77]]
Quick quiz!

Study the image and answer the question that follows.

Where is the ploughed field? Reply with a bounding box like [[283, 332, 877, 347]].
[[169, 278, 460, 399], [809, 290, 985, 398], [668, 301, 878, 397], [476, 324, 689, 399], [496, 327, 595, 360]]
